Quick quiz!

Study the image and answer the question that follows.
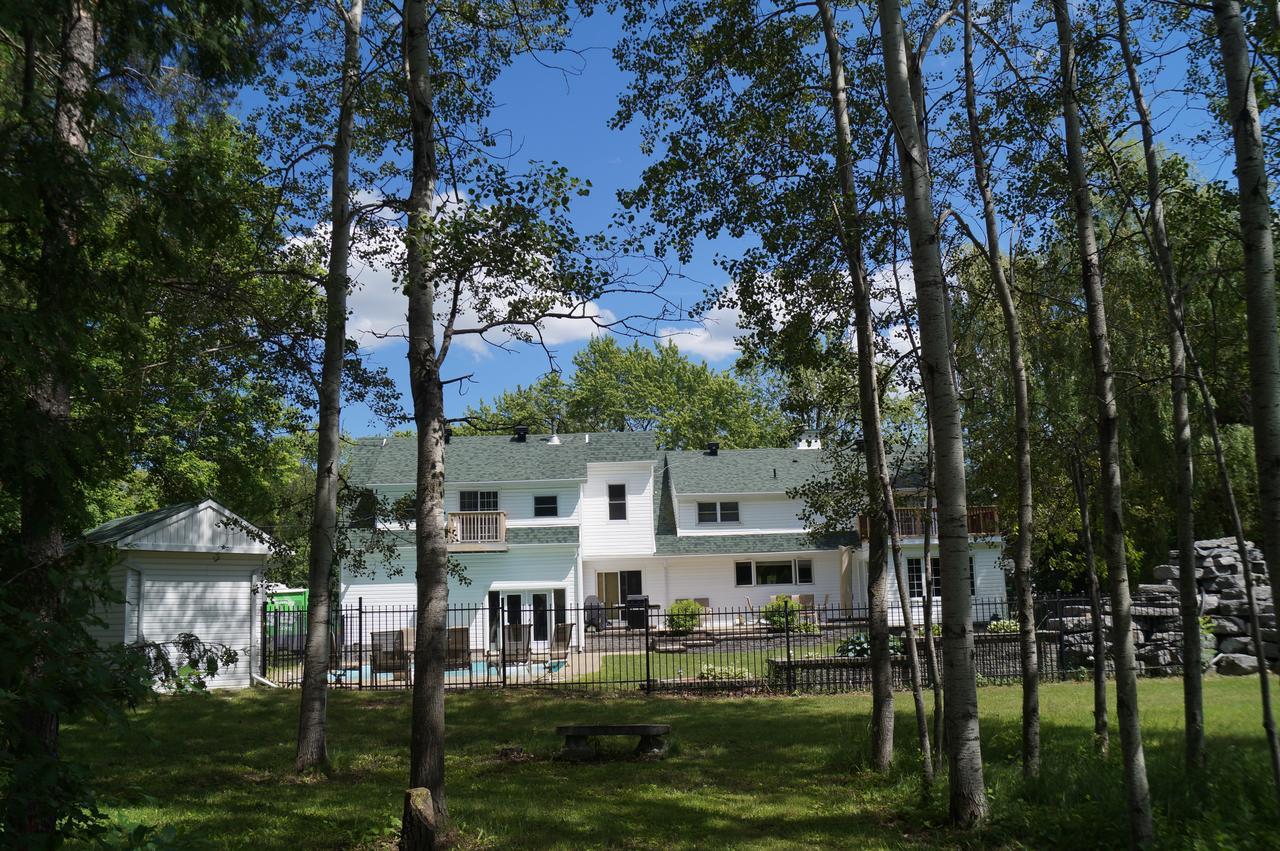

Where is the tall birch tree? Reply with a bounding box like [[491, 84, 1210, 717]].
[[1050, 0, 1153, 843], [877, 0, 987, 825]]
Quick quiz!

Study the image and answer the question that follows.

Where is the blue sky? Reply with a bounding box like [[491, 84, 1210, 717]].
[[330, 10, 742, 437], [251, 4, 1233, 439]]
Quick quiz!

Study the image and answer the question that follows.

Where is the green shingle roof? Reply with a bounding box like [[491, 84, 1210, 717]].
[[654, 531, 857, 556], [343, 526, 578, 547], [665, 448, 828, 495], [345, 432, 658, 486], [85, 501, 202, 544]]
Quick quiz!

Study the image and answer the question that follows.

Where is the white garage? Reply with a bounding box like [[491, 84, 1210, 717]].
[[85, 499, 271, 689]]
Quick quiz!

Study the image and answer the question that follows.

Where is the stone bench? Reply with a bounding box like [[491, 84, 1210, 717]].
[[555, 723, 671, 760]]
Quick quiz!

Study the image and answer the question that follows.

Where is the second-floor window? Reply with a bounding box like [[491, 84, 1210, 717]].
[[533, 495, 558, 517], [460, 490, 498, 512], [607, 484, 627, 520], [696, 501, 740, 523]]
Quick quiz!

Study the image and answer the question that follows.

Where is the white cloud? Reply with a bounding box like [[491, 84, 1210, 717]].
[[656, 303, 744, 361], [333, 225, 614, 359]]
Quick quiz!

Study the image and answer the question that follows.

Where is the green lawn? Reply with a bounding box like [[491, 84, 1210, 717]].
[[65, 677, 1280, 849]]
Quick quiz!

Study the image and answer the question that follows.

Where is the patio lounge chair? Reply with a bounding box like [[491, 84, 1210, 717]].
[[446, 626, 472, 672], [544, 622, 575, 673], [371, 629, 410, 682], [501, 624, 532, 673]]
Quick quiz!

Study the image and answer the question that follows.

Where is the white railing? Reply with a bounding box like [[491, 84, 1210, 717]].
[[446, 510, 507, 544]]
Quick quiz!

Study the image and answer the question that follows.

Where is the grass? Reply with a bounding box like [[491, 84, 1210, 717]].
[[585, 638, 846, 684], [65, 676, 1280, 849]]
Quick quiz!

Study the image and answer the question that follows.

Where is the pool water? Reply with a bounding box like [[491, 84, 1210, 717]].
[[328, 659, 566, 685]]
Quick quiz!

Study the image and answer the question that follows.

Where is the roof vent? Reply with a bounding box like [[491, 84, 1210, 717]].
[[548, 433, 561, 445], [444, 428, 453, 445], [706, 441, 719, 456], [514, 425, 529, 442], [380, 437, 388, 448]]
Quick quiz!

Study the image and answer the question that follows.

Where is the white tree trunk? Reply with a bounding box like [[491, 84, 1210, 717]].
[[403, 0, 450, 843], [297, 0, 363, 774], [1212, 0, 1280, 641], [961, 0, 1038, 779], [816, 0, 895, 771], [877, 0, 987, 825], [1051, 0, 1153, 843]]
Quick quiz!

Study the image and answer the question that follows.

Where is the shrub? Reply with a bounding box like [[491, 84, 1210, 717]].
[[666, 599, 704, 633], [760, 598, 819, 634], [835, 634, 902, 657], [987, 618, 1019, 634], [697, 664, 752, 681]]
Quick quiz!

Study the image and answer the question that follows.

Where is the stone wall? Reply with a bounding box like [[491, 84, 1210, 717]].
[[1046, 538, 1274, 676]]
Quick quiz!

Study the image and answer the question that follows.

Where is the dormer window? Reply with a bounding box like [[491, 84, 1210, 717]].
[[459, 490, 498, 512], [696, 501, 739, 523]]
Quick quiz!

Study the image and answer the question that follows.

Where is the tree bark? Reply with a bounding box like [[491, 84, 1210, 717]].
[[1212, 0, 1280, 636], [961, 0, 1038, 780], [1111, 0, 1203, 773], [877, 0, 987, 825], [1051, 0, 1153, 843], [297, 0, 363, 774], [920, 430, 945, 763], [403, 0, 450, 843], [1071, 455, 1109, 754], [18, 0, 97, 837], [816, 0, 894, 772]]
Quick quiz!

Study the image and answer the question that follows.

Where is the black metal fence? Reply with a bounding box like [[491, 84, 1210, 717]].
[[259, 594, 1187, 694]]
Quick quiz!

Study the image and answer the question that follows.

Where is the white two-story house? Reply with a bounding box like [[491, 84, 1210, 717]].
[[341, 430, 1008, 651]]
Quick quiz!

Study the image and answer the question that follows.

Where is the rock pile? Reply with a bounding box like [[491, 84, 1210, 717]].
[[1044, 538, 1274, 676]]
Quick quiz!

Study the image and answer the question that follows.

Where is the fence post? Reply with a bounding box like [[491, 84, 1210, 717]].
[[500, 601, 507, 689], [784, 598, 794, 693], [1056, 594, 1067, 683], [358, 597, 364, 691], [643, 606, 652, 693], [260, 600, 268, 678]]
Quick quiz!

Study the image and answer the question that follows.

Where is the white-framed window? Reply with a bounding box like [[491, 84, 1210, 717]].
[[124, 568, 142, 644], [696, 501, 740, 523], [733, 558, 815, 587], [533, 494, 558, 517], [460, 490, 498, 512], [607, 484, 627, 520], [908, 555, 975, 597]]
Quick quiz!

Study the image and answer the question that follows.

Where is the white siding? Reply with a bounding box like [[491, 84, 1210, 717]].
[[86, 562, 130, 646], [122, 503, 269, 554], [675, 494, 806, 536], [876, 542, 1009, 625], [444, 482, 581, 527], [580, 462, 655, 557], [130, 552, 260, 689], [584, 551, 842, 612], [340, 545, 580, 650]]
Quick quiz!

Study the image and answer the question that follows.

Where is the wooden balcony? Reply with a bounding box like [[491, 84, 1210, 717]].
[[446, 510, 508, 552], [857, 505, 999, 540]]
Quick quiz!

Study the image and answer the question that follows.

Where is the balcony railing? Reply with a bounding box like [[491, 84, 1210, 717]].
[[858, 505, 999, 540], [446, 510, 507, 549]]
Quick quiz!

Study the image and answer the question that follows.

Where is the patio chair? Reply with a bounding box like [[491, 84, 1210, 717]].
[[370, 629, 410, 682], [797, 593, 819, 626], [501, 624, 532, 673], [446, 626, 471, 672], [544, 622, 575, 673]]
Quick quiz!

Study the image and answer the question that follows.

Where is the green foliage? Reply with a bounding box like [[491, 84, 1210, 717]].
[[455, 337, 790, 450], [665, 599, 705, 633], [835, 633, 903, 657], [987, 619, 1019, 634], [695, 664, 752, 681], [759, 598, 819, 634]]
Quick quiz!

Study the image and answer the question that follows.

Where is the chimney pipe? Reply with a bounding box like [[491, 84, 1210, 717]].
[[514, 425, 529, 442], [706, 441, 719, 456]]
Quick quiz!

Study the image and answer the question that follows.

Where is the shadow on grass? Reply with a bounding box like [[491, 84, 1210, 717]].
[[64, 677, 1280, 849]]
